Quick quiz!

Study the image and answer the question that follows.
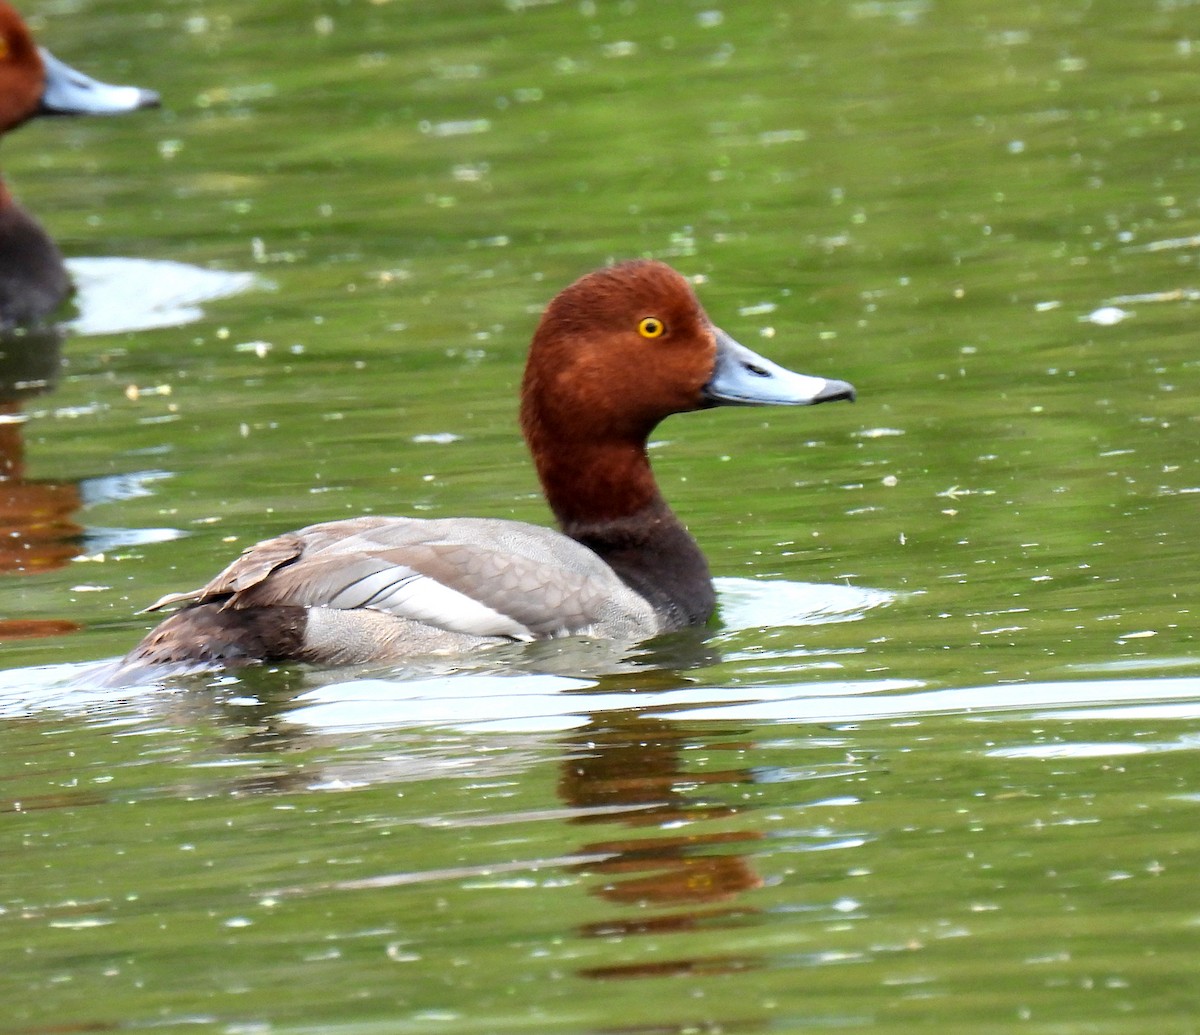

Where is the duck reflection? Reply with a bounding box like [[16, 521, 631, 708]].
[[559, 704, 765, 980], [98, 644, 774, 987], [0, 328, 182, 641], [0, 327, 81, 638]]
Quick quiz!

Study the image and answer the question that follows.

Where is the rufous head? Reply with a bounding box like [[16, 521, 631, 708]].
[[0, 3, 45, 132], [520, 260, 855, 448], [0, 3, 158, 134], [522, 261, 719, 444]]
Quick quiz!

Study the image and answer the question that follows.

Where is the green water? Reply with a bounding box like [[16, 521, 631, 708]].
[[2, 0, 1200, 1031]]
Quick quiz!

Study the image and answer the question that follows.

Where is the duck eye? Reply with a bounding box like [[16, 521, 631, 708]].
[[638, 317, 665, 339]]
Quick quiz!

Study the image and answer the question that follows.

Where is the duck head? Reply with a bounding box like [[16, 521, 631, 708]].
[[520, 259, 854, 447], [0, 2, 159, 133]]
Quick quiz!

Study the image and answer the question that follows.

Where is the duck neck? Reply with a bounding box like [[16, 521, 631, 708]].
[[533, 438, 716, 630], [0, 189, 69, 329]]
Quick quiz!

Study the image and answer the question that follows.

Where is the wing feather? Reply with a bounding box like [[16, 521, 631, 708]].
[[145, 516, 659, 642]]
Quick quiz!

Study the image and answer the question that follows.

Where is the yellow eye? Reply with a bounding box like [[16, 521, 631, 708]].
[[638, 316, 665, 339]]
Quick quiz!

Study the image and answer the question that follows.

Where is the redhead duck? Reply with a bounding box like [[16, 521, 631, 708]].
[[0, 2, 159, 329], [120, 261, 855, 673]]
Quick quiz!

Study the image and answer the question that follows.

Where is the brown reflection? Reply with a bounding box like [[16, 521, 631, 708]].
[[108, 649, 775, 1032], [560, 708, 765, 981], [0, 328, 83, 639], [579, 955, 758, 981], [0, 788, 107, 813]]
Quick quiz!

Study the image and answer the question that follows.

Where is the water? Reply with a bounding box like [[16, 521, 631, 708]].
[[2, 0, 1200, 1030]]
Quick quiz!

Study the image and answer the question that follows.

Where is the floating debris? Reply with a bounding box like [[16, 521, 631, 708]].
[[1082, 306, 1131, 326]]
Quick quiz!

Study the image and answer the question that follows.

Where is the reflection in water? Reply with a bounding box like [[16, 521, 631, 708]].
[[714, 577, 896, 632], [25, 652, 775, 987], [9, 655, 1200, 1033], [0, 256, 260, 641], [0, 328, 81, 638], [0, 335, 77, 558], [166, 673, 775, 986], [0, 328, 180, 640], [560, 709, 765, 981], [65, 257, 264, 336]]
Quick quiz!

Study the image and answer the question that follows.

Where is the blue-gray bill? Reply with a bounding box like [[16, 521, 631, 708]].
[[37, 48, 160, 116], [702, 327, 856, 407]]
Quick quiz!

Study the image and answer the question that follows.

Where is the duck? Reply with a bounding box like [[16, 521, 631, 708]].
[[0, 2, 159, 329], [118, 260, 855, 674]]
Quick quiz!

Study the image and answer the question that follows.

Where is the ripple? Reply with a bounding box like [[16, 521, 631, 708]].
[[66, 257, 266, 336], [714, 576, 897, 631]]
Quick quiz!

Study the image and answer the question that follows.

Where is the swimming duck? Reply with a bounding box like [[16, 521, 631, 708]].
[[120, 261, 855, 672], [0, 2, 159, 329]]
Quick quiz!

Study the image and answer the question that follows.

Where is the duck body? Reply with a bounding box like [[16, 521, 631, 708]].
[[0, 2, 159, 329], [121, 261, 855, 674], [131, 516, 663, 668]]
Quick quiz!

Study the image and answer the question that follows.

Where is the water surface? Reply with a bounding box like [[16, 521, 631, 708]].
[[2, 1, 1199, 1031]]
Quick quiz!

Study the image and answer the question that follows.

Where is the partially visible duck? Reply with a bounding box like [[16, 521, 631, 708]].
[[120, 261, 855, 673], [0, 2, 159, 329]]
